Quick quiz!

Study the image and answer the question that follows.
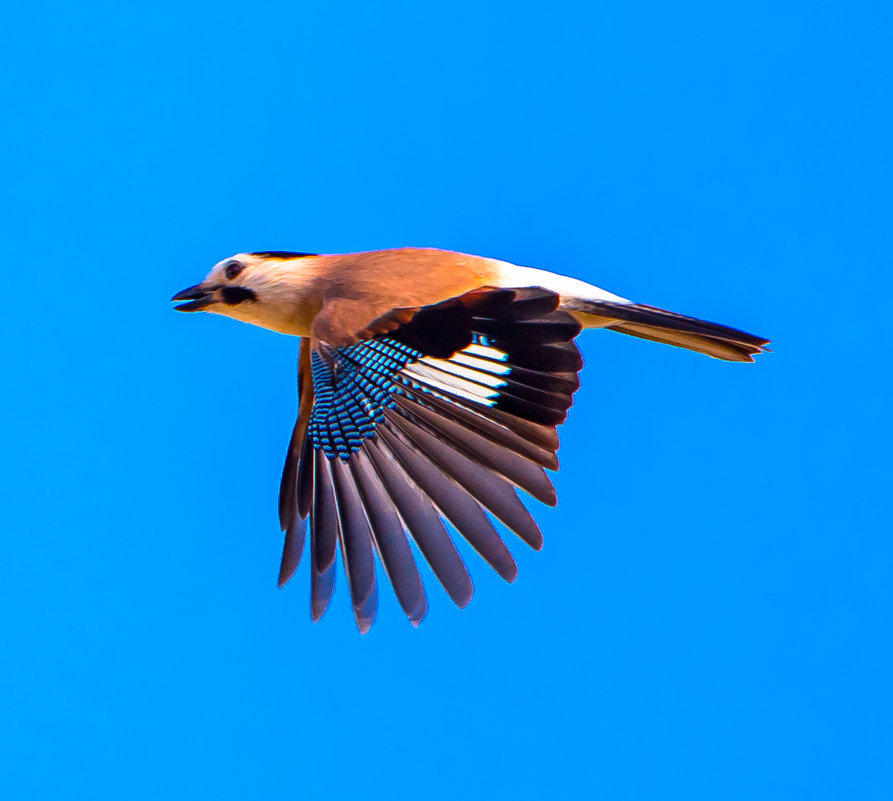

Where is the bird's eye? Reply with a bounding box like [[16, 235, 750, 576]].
[[224, 260, 245, 280]]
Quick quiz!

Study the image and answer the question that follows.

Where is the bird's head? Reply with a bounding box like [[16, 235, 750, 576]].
[[171, 251, 320, 336]]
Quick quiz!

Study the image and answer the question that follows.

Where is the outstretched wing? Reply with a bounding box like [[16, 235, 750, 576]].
[[278, 286, 583, 631]]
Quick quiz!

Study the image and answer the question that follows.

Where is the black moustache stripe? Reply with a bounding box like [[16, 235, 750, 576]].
[[221, 286, 258, 305]]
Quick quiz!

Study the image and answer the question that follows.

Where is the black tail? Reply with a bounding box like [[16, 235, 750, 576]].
[[567, 300, 769, 362]]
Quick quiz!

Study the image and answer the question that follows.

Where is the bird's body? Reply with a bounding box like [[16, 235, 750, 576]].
[[173, 247, 768, 630], [176, 249, 628, 341]]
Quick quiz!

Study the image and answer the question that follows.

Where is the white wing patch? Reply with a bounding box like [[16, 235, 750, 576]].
[[401, 343, 512, 407], [461, 343, 510, 362], [448, 351, 511, 377], [419, 357, 507, 388]]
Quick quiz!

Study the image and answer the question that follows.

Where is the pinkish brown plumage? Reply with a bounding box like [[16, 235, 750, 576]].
[[173, 247, 768, 630]]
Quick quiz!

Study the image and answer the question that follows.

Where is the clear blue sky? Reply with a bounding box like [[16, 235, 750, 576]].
[[2, 2, 890, 799]]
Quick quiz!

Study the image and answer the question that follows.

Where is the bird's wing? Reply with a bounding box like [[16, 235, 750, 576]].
[[277, 286, 583, 631], [277, 337, 314, 588]]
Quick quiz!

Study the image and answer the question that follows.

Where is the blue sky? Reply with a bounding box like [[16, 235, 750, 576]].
[[2, 1, 890, 798]]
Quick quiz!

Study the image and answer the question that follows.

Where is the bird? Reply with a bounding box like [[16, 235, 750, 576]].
[[172, 247, 768, 631]]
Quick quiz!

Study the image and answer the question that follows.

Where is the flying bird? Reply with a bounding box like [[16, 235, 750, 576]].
[[172, 248, 768, 631]]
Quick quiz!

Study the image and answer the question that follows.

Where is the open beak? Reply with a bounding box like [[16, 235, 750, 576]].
[[171, 284, 215, 312]]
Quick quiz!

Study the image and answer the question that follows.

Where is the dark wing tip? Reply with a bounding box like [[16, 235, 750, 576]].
[[527, 529, 545, 551], [311, 560, 337, 622], [453, 583, 474, 609], [277, 516, 306, 588]]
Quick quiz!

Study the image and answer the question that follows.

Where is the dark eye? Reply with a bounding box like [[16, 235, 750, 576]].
[[224, 260, 245, 280]]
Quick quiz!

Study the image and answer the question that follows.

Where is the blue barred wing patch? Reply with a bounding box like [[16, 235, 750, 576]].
[[309, 338, 423, 460]]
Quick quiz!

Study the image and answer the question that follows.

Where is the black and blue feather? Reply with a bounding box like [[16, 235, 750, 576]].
[[309, 338, 423, 460]]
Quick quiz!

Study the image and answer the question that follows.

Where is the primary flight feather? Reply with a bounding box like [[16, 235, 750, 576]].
[[172, 247, 768, 631]]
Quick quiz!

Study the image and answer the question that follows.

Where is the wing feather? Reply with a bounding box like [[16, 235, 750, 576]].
[[399, 382, 558, 469], [385, 410, 544, 550], [349, 451, 427, 624], [277, 516, 306, 589], [367, 434, 474, 608], [330, 457, 378, 632], [393, 396, 557, 506], [310, 450, 338, 621], [382, 426, 518, 583], [278, 338, 314, 534]]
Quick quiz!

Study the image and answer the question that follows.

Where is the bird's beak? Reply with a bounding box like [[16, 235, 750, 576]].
[[171, 283, 215, 312]]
